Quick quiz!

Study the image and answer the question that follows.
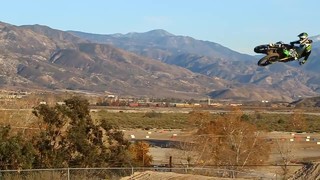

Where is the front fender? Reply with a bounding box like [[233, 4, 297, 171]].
[[254, 45, 269, 54]]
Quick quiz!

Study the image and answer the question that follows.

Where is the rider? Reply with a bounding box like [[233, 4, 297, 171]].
[[289, 32, 313, 65]]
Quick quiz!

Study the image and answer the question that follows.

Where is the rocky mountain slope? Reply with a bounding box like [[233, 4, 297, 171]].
[[0, 21, 319, 101], [69, 29, 256, 63], [0, 22, 232, 99], [70, 30, 320, 101]]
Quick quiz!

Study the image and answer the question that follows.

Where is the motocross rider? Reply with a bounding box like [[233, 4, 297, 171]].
[[290, 32, 313, 65]]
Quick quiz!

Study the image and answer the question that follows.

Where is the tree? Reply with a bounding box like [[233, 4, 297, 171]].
[[274, 138, 296, 179], [129, 141, 152, 166], [32, 103, 70, 168], [170, 135, 200, 168], [191, 108, 271, 178], [0, 125, 35, 170], [32, 96, 131, 168]]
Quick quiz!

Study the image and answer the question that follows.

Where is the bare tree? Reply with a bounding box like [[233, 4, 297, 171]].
[[171, 135, 203, 167], [189, 108, 271, 178], [274, 138, 296, 179]]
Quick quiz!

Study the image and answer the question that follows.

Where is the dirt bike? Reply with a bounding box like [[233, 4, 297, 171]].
[[254, 42, 300, 66]]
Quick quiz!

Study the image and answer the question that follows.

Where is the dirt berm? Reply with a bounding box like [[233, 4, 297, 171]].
[[121, 171, 247, 180], [121, 164, 320, 180], [289, 163, 320, 180]]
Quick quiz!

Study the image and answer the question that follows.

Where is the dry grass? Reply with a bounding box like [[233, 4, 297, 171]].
[[0, 109, 37, 127]]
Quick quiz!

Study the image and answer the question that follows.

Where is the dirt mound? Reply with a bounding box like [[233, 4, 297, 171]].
[[120, 171, 247, 180], [290, 163, 320, 180]]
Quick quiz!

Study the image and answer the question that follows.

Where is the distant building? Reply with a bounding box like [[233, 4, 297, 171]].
[[230, 103, 242, 106], [129, 103, 139, 107], [56, 102, 66, 105], [210, 103, 223, 107], [175, 103, 201, 108]]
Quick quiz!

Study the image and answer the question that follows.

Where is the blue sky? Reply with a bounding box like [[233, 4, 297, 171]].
[[0, 0, 319, 55]]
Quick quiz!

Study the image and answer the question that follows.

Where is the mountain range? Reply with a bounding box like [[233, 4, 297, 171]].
[[68, 30, 320, 101], [0, 21, 319, 102]]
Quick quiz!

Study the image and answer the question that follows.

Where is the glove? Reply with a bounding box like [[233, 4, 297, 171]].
[[299, 60, 306, 65]]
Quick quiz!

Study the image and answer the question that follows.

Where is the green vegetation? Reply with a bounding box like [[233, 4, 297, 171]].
[[31, 96, 134, 168], [0, 125, 35, 169], [1, 98, 320, 178], [0, 96, 153, 173], [92, 109, 320, 132], [92, 110, 190, 129], [240, 111, 320, 132]]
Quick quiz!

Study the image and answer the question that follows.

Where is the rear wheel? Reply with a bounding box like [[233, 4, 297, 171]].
[[257, 54, 279, 66]]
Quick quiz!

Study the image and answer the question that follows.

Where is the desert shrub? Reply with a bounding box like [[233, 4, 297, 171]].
[[144, 111, 162, 118], [95, 111, 189, 129]]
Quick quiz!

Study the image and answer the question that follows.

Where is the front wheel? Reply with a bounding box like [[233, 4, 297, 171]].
[[257, 54, 279, 66]]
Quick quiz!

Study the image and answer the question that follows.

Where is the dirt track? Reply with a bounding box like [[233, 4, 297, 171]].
[[124, 129, 320, 163], [289, 163, 320, 180], [124, 129, 320, 178], [121, 170, 247, 180]]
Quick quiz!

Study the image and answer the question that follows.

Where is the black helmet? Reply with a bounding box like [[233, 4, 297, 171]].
[[298, 32, 308, 40]]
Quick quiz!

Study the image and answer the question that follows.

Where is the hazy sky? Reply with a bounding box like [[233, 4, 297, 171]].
[[1, 0, 319, 55]]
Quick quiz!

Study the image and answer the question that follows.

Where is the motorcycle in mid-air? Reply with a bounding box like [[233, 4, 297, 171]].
[[254, 41, 307, 66]]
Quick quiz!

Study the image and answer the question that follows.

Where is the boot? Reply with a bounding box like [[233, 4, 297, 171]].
[[289, 49, 298, 60]]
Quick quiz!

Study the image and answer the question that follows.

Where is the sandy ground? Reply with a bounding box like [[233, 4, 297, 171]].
[[123, 129, 320, 179], [267, 131, 320, 162], [120, 171, 248, 180], [124, 129, 320, 163]]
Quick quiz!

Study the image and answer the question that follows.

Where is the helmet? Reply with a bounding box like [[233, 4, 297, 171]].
[[298, 32, 308, 40]]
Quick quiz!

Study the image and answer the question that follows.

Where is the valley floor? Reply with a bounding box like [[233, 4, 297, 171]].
[[123, 129, 320, 179]]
